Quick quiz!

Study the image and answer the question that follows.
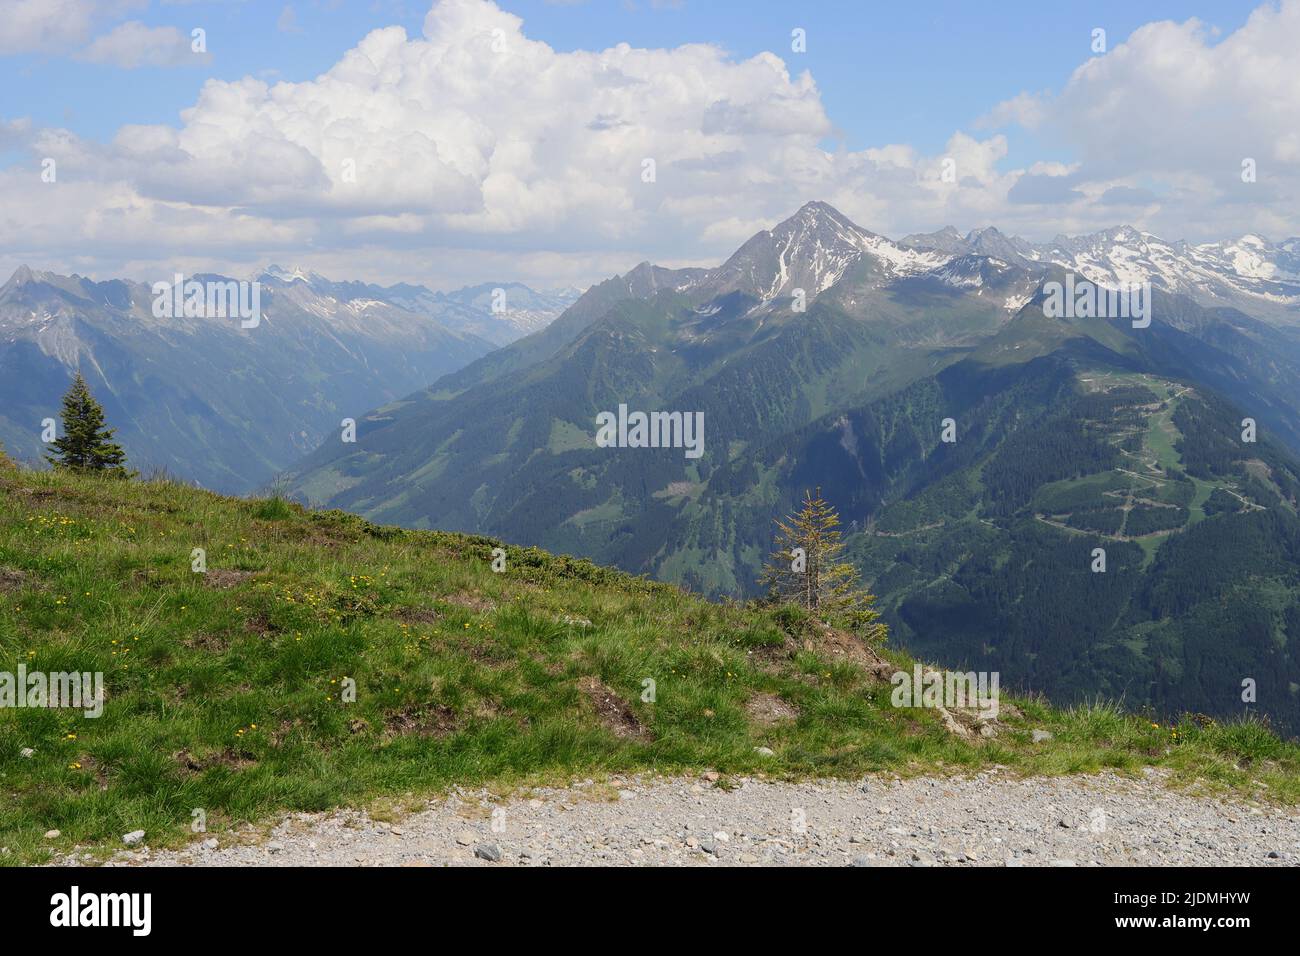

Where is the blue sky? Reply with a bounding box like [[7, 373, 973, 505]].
[[3, 1, 1263, 162], [0, 0, 1293, 288]]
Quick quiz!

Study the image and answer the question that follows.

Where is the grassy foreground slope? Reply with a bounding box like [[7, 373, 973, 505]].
[[1, 453, 1299, 865]]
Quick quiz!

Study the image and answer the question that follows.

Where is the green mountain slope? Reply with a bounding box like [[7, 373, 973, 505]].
[[285, 204, 1300, 735], [662, 306, 1300, 732], [4, 453, 1300, 864], [853, 373, 1300, 735], [0, 268, 498, 494]]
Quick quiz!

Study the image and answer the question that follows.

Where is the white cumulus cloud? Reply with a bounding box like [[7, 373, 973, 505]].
[[77, 21, 206, 68], [1, 0, 1296, 289], [984, 1, 1300, 240], [0, 0, 134, 55]]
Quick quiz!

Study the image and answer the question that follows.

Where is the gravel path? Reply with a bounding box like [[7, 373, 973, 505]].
[[87, 768, 1300, 867]]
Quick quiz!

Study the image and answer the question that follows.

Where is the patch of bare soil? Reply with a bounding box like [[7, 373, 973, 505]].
[[16, 488, 87, 511], [443, 591, 496, 613], [131, 568, 162, 588], [745, 692, 800, 726], [394, 606, 441, 625], [274, 718, 309, 745], [176, 747, 256, 774], [578, 677, 651, 741], [202, 569, 256, 589], [182, 632, 229, 652], [382, 702, 458, 739], [243, 610, 276, 637], [71, 754, 110, 791], [458, 637, 513, 666], [806, 624, 894, 681], [0, 567, 28, 592]]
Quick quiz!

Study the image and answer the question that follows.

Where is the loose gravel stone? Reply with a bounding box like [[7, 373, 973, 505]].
[[474, 843, 502, 862], [92, 769, 1300, 868]]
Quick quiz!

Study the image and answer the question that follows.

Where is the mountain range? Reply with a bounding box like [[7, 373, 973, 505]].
[[901, 224, 1300, 321], [285, 201, 1300, 733], [260, 266, 582, 346], [2, 266, 579, 492]]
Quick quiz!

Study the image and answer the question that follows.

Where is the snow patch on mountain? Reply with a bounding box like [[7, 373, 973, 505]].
[[904, 221, 1300, 314], [704, 201, 956, 307]]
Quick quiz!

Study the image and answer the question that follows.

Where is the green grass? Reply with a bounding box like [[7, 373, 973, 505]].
[[2, 454, 1300, 865], [1133, 530, 1172, 567], [1145, 400, 1183, 473]]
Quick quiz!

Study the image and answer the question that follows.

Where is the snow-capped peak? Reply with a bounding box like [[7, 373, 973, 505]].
[[261, 264, 318, 284], [697, 203, 1300, 318], [703, 202, 951, 304], [1038, 228, 1300, 306]]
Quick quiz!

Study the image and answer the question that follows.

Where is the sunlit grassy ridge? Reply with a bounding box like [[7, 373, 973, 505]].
[[1, 452, 1298, 865]]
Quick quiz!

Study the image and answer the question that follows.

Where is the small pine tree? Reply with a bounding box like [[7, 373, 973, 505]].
[[45, 373, 131, 477], [758, 488, 887, 643]]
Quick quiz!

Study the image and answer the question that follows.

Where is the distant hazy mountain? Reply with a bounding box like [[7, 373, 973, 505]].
[[432, 282, 585, 345], [260, 267, 581, 347], [286, 201, 1300, 731], [0, 266, 505, 492]]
